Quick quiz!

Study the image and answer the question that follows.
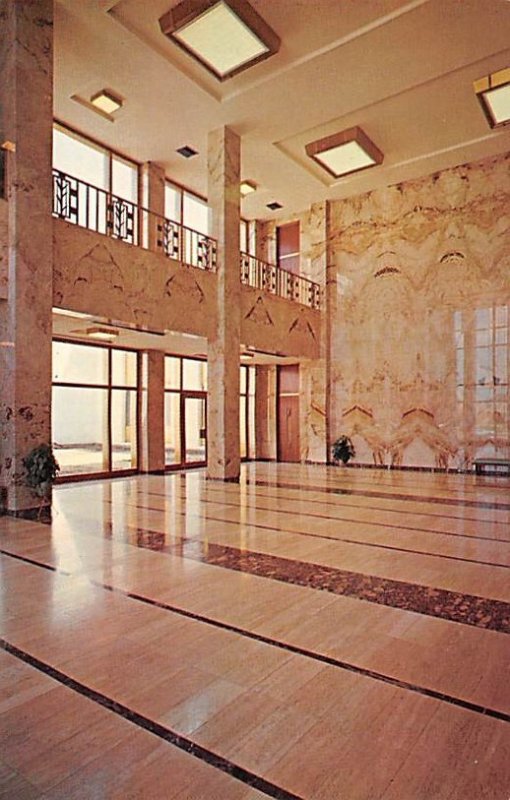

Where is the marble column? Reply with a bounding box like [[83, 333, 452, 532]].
[[140, 350, 165, 473], [207, 127, 241, 481], [301, 201, 329, 463], [141, 161, 165, 253], [0, 0, 54, 515], [255, 365, 277, 459], [325, 201, 343, 462]]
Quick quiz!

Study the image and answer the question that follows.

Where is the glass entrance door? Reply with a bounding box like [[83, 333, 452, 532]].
[[182, 392, 207, 466]]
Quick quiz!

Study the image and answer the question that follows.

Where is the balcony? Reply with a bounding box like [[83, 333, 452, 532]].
[[52, 170, 321, 310]]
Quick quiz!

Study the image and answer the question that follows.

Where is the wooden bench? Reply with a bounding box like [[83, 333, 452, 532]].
[[474, 458, 510, 476]]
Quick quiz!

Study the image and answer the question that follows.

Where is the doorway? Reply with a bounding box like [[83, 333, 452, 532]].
[[277, 364, 300, 462], [181, 391, 207, 466]]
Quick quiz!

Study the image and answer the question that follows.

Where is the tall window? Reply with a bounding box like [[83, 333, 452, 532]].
[[240, 365, 256, 459], [277, 221, 300, 274], [164, 356, 256, 468], [165, 181, 211, 235], [474, 306, 509, 442], [52, 341, 138, 477], [240, 219, 256, 256], [53, 124, 139, 202]]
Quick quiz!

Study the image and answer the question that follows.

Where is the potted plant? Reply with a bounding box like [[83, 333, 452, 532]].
[[332, 435, 355, 465], [22, 443, 60, 516]]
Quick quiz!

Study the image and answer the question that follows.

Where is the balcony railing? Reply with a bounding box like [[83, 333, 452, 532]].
[[240, 252, 321, 310], [52, 170, 322, 308], [52, 169, 217, 271]]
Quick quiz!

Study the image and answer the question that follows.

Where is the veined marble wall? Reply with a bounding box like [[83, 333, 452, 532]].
[[329, 153, 510, 469], [53, 217, 320, 359]]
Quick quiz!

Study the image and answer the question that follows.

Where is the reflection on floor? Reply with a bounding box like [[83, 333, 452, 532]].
[[1, 462, 510, 799]]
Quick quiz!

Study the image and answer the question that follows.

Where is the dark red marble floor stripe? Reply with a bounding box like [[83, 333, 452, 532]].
[[138, 532, 510, 634], [2, 550, 510, 725], [251, 479, 510, 512], [0, 637, 305, 800], [0, 548, 73, 575]]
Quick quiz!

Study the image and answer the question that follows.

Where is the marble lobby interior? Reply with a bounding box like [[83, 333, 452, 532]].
[[1, 462, 510, 799]]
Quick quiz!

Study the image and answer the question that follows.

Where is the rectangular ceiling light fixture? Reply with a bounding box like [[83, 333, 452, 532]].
[[85, 327, 120, 342], [90, 90, 123, 115], [474, 67, 510, 128], [305, 126, 383, 179], [159, 0, 280, 80], [240, 179, 257, 196]]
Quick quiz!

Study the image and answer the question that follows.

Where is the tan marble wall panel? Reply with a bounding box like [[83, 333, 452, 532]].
[[240, 286, 321, 359], [299, 358, 327, 463], [0, 199, 7, 300], [53, 219, 216, 339], [329, 153, 510, 469]]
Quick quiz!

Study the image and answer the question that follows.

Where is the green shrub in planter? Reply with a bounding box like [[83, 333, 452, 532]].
[[22, 444, 60, 498]]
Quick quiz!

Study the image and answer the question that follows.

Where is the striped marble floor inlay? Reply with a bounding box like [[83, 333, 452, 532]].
[[2, 548, 509, 725], [67, 521, 510, 635], [251, 479, 510, 511]]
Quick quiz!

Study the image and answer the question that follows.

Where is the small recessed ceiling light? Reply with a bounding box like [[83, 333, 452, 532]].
[[85, 327, 120, 342], [176, 145, 198, 158], [159, 0, 280, 81], [1, 140, 16, 152], [90, 90, 123, 115], [240, 180, 257, 196], [474, 67, 510, 128], [306, 126, 383, 179], [266, 201, 283, 210]]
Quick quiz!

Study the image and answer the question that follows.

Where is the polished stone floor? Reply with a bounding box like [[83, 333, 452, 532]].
[[1, 462, 510, 799]]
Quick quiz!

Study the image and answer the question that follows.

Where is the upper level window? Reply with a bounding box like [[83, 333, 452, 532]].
[[112, 155, 138, 204], [183, 191, 210, 235], [240, 219, 256, 256], [277, 221, 300, 274], [53, 126, 108, 191], [53, 124, 138, 204], [165, 183, 182, 223]]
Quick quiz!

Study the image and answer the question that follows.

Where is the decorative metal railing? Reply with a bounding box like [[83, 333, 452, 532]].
[[52, 170, 322, 306], [240, 252, 322, 310], [52, 169, 217, 271]]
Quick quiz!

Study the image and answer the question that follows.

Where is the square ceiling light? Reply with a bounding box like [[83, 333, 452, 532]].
[[240, 180, 257, 196], [305, 126, 384, 180], [159, 0, 280, 81], [474, 67, 510, 128], [90, 90, 123, 115]]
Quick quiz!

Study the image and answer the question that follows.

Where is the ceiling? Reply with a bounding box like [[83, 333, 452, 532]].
[[54, 0, 510, 219], [52, 310, 298, 364]]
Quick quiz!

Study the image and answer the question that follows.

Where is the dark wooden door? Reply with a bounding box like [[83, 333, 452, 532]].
[[277, 365, 300, 462]]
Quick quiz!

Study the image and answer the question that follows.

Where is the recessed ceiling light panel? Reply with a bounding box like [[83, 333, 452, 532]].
[[305, 126, 383, 179], [90, 90, 123, 115], [159, 0, 280, 81], [474, 67, 510, 128]]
